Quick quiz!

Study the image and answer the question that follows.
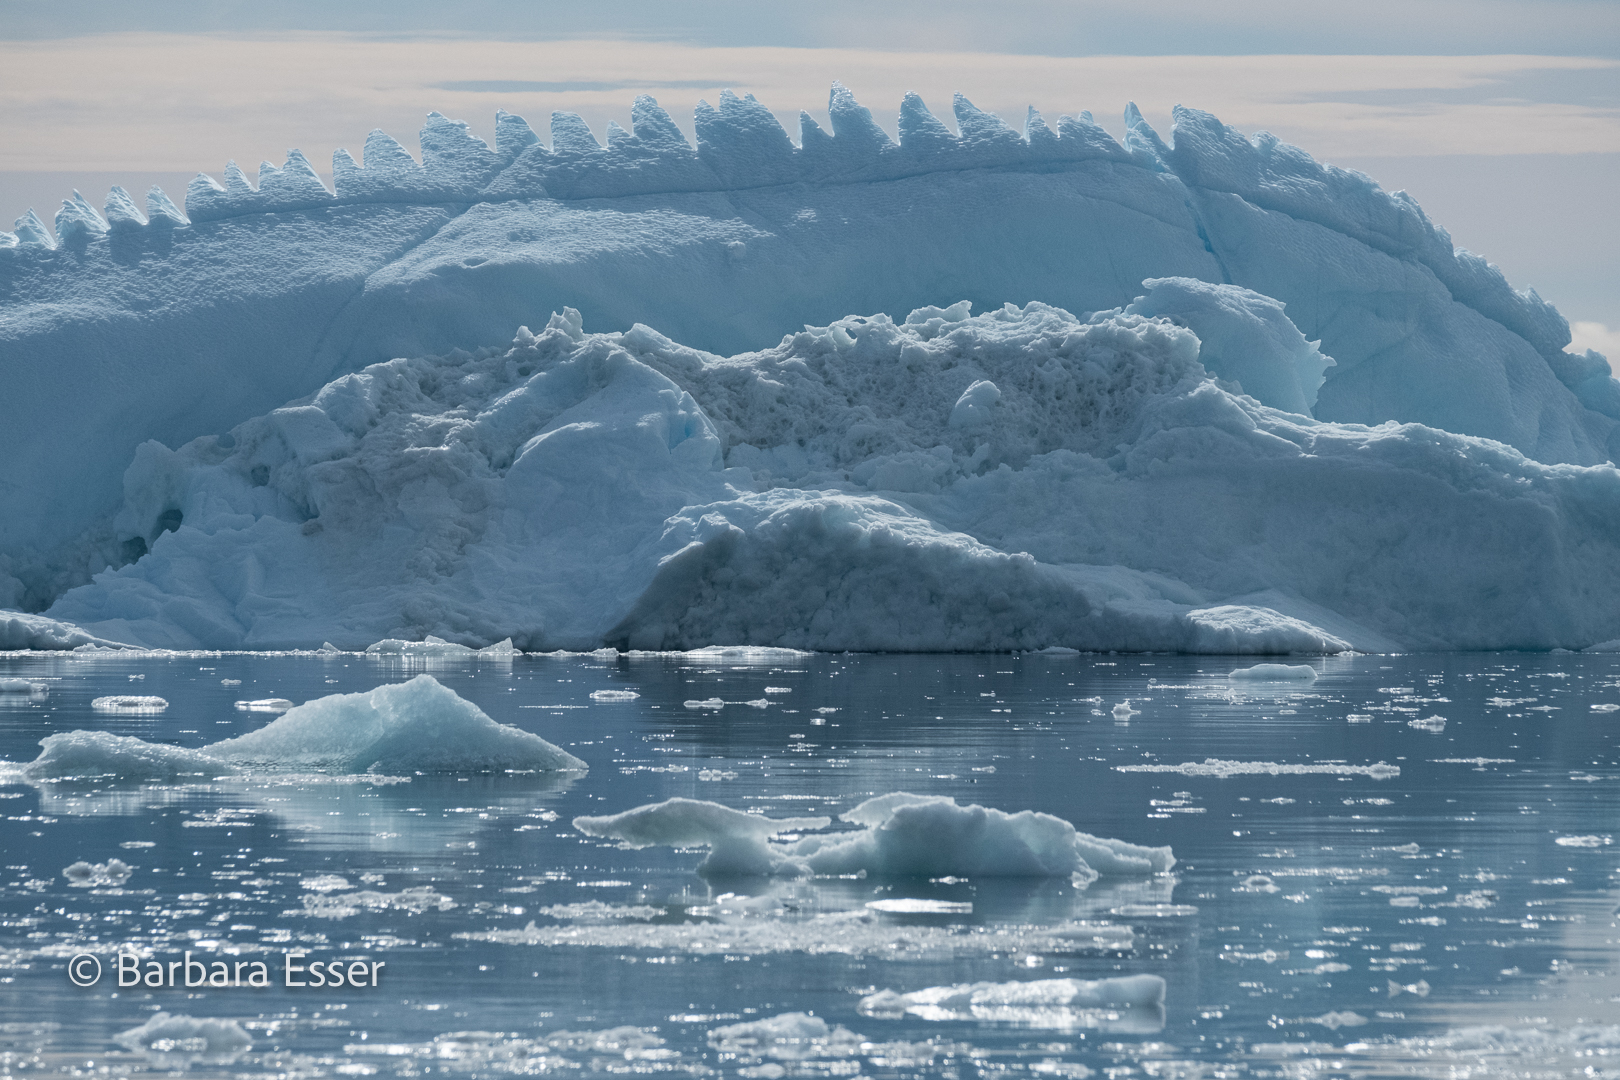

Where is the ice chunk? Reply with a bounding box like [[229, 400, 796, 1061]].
[[589, 689, 640, 701], [1127, 278, 1334, 414], [866, 898, 973, 914], [91, 695, 167, 714], [574, 794, 1170, 879], [859, 974, 1166, 1031], [207, 674, 586, 773], [115, 1013, 251, 1057], [1228, 663, 1317, 682], [296, 886, 456, 918], [234, 698, 294, 712], [708, 1013, 863, 1060], [62, 858, 134, 887], [18, 731, 231, 783], [0, 611, 125, 651], [573, 798, 831, 876], [0, 678, 45, 692], [1117, 758, 1399, 779]]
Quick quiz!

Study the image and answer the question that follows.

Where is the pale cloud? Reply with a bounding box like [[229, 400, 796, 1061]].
[[2, 34, 1617, 176], [1571, 322, 1620, 372]]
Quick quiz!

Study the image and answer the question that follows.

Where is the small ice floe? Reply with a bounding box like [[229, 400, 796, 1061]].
[[297, 886, 456, 919], [683, 698, 725, 709], [0, 678, 46, 693], [698, 769, 738, 781], [573, 792, 1172, 880], [1555, 835, 1612, 847], [63, 858, 134, 887], [220, 678, 241, 686], [1309, 1010, 1368, 1029], [537, 901, 662, 922], [865, 898, 973, 914], [1388, 979, 1431, 998], [1592, 703, 1620, 712], [764, 687, 792, 694], [300, 874, 351, 893], [1228, 663, 1317, 682], [589, 689, 640, 702], [742, 699, 772, 708], [1111, 700, 1138, 719], [364, 635, 515, 658], [858, 974, 1165, 1031], [91, 695, 167, 714], [1117, 758, 1399, 779], [234, 698, 294, 712], [115, 1013, 252, 1060], [1408, 715, 1447, 732]]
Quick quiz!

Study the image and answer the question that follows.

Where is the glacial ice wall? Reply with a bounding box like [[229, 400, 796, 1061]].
[[38, 301, 1620, 652], [1, 85, 1615, 611]]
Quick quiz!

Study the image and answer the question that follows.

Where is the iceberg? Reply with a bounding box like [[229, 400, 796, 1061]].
[[26, 294, 1620, 652], [206, 674, 587, 773], [6, 675, 584, 781], [2, 87, 1614, 642], [572, 793, 1170, 880]]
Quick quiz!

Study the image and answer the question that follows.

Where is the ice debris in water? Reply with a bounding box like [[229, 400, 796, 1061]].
[[708, 1013, 863, 1061], [115, 1013, 252, 1058], [1117, 758, 1399, 779], [296, 886, 456, 919], [867, 898, 973, 914], [62, 858, 134, 887], [233, 698, 294, 712], [1228, 663, 1317, 682], [0, 678, 45, 692], [1111, 700, 1138, 719], [207, 673, 586, 773], [574, 793, 1172, 880], [9, 675, 583, 781], [90, 694, 167, 714], [1408, 715, 1447, 732], [859, 974, 1166, 1031], [589, 689, 639, 702]]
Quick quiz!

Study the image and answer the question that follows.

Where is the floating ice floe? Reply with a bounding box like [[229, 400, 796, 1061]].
[[1408, 715, 1447, 731], [0, 678, 45, 692], [295, 886, 456, 919], [588, 689, 640, 702], [573, 793, 1171, 880], [859, 974, 1166, 1032], [866, 898, 974, 914], [115, 1013, 252, 1059], [709, 1013, 863, 1061], [233, 698, 294, 712], [91, 694, 167, 714], [1116, 758, 1399, 779], [62, 858, 134, 887], [7, 674, 583, 781], [365, 635, 516, 657], [208, 673, 585, 773], [1228, 663, 1317, 682]]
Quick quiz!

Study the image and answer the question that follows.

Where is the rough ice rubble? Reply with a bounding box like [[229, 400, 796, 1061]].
[[2, 87, 1614, 617], [6, 674, 584, 780], [572, 794, 1172, 880], [38, 297, 1620, 652]]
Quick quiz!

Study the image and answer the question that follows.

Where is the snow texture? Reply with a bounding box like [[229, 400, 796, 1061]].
[[2, 87, 1615, 632], [573, 794, 1171, 880], [207, 674, 586, 773], [29, 294, 1620, 653]]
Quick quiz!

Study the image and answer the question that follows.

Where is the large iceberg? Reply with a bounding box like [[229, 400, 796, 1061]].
[[32, 297, 1620, 651], [1, 87, 1614, 623]]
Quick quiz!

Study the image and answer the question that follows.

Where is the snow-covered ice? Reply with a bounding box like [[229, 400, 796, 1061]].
[[573, 793, 1171, 879], [3, 86, 1617, 655], [89, 694, 167, 714], [1228, 663, 1317, 682]]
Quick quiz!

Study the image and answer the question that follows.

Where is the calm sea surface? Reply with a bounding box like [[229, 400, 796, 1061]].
[[1, 648, 1617, 1078]]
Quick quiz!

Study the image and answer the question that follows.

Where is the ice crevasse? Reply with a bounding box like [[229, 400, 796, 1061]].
[[29, 291, 1620, 653], [1, 86, 1616, 622]]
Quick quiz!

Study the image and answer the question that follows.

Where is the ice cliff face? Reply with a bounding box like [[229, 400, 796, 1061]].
[[1, 86, 1616, 614], [38, 301, 1620, 652]]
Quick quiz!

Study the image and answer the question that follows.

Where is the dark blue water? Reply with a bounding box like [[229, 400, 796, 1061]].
[[1, 648, 1617, 1077]]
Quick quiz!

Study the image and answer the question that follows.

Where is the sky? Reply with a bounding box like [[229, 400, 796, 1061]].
[[2, 0, 1617, 345]]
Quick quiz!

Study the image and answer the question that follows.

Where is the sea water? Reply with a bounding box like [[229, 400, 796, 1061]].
[[0, 649, 1616, 1078]]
